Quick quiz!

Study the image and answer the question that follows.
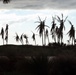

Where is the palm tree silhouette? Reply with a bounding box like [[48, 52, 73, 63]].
[[15, 33, 19, 43], [55, 26, 59, 43], [1, 27, 4, 45], [45, 29, 49, 45], [20, 34, 24, 45], [5, 35, 8, 44], [31, 31, 36, 45], [35, 16, 49, 45], [5, 24, 8, 44], [23, 34, 29, 45], [51, 16, 56, 43], [56, 13, 68, 43], [51, 16, 56, 32], [67, 20, 75, 45]]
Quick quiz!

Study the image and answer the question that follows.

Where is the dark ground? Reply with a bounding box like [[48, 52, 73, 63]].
[[0, 44, 76, 75]]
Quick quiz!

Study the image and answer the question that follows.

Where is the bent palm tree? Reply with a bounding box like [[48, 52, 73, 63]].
[[56, 13, 68, 43], [35, 16, 49, 45], [1, 27, 4, 45], [67, 20, 75, 45]]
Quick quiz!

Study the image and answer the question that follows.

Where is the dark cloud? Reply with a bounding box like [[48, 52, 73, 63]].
[[0, 0, 76, 9]]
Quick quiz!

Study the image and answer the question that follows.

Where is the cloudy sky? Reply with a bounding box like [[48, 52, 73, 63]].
[[0, 0, 76, 9], [0, 0, 76, 45]]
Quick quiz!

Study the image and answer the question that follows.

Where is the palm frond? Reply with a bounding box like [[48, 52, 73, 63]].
[[64, 16, 68, 22], [38, 16, 41, 22], [61, 13, 63, 19], [44, 17, 47, 22], [45, 25, 50, 28], [56, 15, 61, 22], [35, 25, 40, 30], [68, 20, 72, 26]]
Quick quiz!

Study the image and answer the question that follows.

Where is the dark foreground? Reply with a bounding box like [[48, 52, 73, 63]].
[[0, 44, 76, 75]]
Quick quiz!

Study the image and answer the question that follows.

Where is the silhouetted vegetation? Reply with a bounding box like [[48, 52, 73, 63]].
[[1, 27, 4, 45], [67, 20, 75, 45], [35, 16, 49, 45], [1, 1, 76, 75]]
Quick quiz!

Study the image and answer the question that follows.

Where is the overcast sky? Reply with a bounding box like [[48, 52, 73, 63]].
[[0, 0, 76, 9]]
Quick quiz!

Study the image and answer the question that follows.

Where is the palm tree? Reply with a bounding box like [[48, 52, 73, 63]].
[[35, 16, 49, 45], [15, 33, 19, 43], [31, 31, 36, 45], [20, 34, 24, 45], [45, 29, 49, 45], [67, 20, 75, 45], [51, 16, 56, 32], [56, 13, 68, 44], [1, 27, 4, 45], [5, 24, 8, 44], [23, 34, 29, 45], [51, 16, 56, 43], [5, 35, 8, 44], [55, 26, 59, 43]]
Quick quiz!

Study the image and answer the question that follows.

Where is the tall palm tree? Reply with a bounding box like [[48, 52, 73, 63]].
[[67, 20, 75, 45], [20, 34, 24, 45], [31, 31, 36, 45], [56, 13, 68, 44], [5, 24, 8, 44], [51, 16, 56, 43], [23, 34, 29, 45], [1, 27, 4, 45], [35, 16, 49, 45]]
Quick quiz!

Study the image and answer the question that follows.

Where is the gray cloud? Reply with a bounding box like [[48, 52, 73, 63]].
[[0, 0, 76, 9]]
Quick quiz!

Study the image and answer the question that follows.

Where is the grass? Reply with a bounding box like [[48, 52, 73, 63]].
[[0, 44, 76, 56], [0, 44, 75, 74]]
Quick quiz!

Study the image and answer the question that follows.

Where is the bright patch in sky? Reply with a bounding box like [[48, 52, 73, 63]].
[[0, 9, 76, 45]]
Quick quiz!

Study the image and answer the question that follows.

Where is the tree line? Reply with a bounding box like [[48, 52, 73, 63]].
[[0, 14, 75, 46], [35, 14, 75, 46]]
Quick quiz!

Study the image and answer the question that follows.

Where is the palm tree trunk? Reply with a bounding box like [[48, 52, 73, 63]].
[[35, 40, 36, 45], [3, 37, 4, 45], [44, 29, 46, 46], [42, 32, 44, 46], [48, 35, 49, 44], [72, 38, 73, 45], [45, 34, 46, 45]]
